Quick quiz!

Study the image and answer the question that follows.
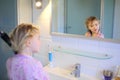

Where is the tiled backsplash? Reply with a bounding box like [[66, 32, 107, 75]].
[[36, 35, 120, 79], [51, 35, 120, 79]]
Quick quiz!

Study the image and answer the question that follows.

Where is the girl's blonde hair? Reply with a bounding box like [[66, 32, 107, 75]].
[[10, 23, 40, 54], [85, 16, 100, 29]]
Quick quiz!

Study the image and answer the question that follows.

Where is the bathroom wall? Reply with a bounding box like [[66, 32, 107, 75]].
[[32, 0, 120, 79], [17, 0, 32, 24], [51, 35, 120, 79], [0, 0, 17, 79], [32, 0, 52, 64], [0, 0, 32, 79]]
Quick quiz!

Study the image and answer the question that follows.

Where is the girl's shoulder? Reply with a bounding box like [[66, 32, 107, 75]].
[[7, 54, 33, 66]]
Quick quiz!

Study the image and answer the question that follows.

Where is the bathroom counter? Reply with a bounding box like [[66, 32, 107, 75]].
[[44, 65, 100, 80]]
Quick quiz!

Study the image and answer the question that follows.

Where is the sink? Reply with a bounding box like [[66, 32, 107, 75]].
[[44, 66, 99, 80], [44, 66, 75, 80]]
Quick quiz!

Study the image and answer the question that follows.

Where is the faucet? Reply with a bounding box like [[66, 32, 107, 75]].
[[71, 63, 81, 78]]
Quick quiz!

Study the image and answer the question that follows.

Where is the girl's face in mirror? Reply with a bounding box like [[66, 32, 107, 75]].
[[88, 20, 100, 33]]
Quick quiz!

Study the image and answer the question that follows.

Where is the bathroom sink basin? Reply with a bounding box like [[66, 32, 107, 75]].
[[44, 66, 75, 80], [44, 66, 99, 80]]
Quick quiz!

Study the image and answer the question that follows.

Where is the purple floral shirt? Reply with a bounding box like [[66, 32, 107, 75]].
[[6, 54, 49, 80]]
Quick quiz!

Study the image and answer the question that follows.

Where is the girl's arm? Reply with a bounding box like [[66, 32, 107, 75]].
[[22, 60, 49, 80]]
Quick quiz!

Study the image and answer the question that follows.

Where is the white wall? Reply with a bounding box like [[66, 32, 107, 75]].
[[32, 0, 52, 64], [17, 0, 32, 24], [27, 0, 120, 79]]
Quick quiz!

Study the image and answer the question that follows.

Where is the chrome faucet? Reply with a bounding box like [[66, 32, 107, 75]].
[[71, 63, 81, 78]]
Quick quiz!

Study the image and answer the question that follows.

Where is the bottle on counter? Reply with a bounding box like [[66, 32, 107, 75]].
[[48, 50, 54, 68], [114, 66, 120, 80]]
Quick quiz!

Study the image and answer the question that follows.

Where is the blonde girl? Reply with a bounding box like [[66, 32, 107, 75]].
[[6, 23, 49, 80], [85, 16, 104, 38]]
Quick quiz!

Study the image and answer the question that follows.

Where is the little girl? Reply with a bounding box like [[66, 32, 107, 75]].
[[6, 23, 49, 80], [85, 16, 104, 38]]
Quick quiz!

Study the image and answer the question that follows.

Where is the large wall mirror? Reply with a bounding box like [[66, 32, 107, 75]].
[[51, 0, 120, 43]]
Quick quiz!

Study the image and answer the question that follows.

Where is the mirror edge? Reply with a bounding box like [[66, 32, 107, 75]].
[[51, 32, 120, 44]]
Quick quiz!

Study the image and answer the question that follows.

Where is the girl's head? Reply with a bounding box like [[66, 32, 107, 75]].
[[85, 16, 100, 34], [10, 23, 40, 54]]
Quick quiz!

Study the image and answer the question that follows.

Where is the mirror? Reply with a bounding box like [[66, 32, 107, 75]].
[[51, 0, 120, 42]]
